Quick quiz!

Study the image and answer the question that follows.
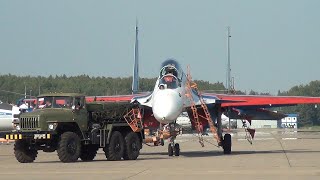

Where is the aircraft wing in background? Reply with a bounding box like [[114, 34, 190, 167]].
[[85, 93, 151, 106], [213, 94, 320, 108], [203, 93, 320, 123]]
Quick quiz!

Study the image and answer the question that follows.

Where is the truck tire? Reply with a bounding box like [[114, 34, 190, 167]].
[[123, 132, 141, 160], [14, 139, 38, 163], [57, 132, 81, 163], [106, 131, 124, 161], [80, 144, 99, 161]]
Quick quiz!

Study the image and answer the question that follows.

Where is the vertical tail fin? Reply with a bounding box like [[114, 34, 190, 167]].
[[132, 20, 139, 94]]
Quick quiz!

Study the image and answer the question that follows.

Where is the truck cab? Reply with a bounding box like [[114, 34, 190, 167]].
[[14, 93, 87, 133]]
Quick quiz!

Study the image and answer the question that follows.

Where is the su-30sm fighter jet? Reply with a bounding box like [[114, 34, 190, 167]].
[[85, 20, 320, 157], [87, 59, 320, 157]]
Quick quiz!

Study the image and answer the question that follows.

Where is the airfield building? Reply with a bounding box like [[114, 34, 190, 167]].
[[280, 114, 298, 129], [235, 113, 298, 129], [236, 119, 278, 128]]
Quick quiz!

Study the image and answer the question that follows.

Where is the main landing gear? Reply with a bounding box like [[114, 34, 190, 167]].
[[222, 133, 232, 154], [167, 123, 180, 156]]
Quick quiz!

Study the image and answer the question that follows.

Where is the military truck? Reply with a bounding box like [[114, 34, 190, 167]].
[[3, 93, 143, 163]]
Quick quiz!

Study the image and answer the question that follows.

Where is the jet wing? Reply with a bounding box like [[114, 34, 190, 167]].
[[86, 92, 153, 107], [86, 95, 135, 102], [227, 107, 287, 121], [202, 93, 320, 124], [210, 94, 320, 108], [86, 93, 147, 102]]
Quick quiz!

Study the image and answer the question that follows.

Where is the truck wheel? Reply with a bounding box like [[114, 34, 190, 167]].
[[14, 139, 38, 163], [123, 132, 141, 160], [107, 131, 124, 161], [57, 132, 81, 163], [80, 144, 99, 161]]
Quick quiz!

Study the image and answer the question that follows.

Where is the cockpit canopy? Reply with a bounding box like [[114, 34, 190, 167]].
[[159, 74, 179, 89], [159, 59, 182, 80]]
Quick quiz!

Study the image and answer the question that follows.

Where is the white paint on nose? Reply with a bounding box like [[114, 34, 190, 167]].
[[152, 89, 183, 124]]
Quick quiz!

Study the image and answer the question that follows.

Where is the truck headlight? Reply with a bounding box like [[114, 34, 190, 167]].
[[15, 125, 21, 131], [48, 123, 57, 130]]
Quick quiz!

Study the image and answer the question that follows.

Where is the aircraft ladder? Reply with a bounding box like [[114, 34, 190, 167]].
[[185, 66, 221, 146], [124, 108, 143, 132]]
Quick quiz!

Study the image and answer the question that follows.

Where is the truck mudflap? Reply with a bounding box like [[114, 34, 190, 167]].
[[5, 133, 52, 140]]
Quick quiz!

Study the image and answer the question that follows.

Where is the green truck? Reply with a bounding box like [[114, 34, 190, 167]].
[[3, 93, 143, 163]]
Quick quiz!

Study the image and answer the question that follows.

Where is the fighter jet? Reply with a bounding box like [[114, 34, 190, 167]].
[[98, 58, 320, 156], [87, 24, 320, 156]]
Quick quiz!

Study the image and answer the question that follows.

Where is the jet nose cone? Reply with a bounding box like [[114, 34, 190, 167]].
[[152, 90, 183, 124]]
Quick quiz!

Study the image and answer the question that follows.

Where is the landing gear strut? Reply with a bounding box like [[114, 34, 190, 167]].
[[167, 123, 180, 156]]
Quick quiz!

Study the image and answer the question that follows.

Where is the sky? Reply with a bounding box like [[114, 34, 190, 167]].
[[1, 0, 320, 94]]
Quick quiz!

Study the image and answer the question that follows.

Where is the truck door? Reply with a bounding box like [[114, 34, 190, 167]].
[[73, 96, 88, 131]]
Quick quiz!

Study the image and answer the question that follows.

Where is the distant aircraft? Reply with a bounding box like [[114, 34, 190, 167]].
[[0, 102, 20, 131]]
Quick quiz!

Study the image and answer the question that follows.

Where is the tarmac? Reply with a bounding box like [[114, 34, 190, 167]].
[[0, 129, 320, 180]]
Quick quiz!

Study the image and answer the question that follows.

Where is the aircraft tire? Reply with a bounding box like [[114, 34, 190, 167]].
[[80, 144, 99, 161], [57, 132, 81, 163], [174, 143, 180, 156], [123, 132, 141, 160], [107, 131, 124, 161], [223, 134, 232, 154], [103, 145, 109, 159], [14, 139, 38, 163], [168, 144, 174, 156]]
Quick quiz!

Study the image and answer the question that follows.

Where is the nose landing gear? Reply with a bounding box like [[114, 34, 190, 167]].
[[167, 123, 180, 156], [168, 141, 180, 156]]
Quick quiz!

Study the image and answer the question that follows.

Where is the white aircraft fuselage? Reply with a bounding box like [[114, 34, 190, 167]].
[[150, 60, 187, 124], [152, 83, 185, 124]]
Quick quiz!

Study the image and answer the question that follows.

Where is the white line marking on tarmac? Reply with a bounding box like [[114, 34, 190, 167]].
[[282, 138, 298, 140], [238, 138, 274, 141]]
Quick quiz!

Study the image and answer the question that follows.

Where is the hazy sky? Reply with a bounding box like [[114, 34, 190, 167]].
[[1, 0, 320, 94]]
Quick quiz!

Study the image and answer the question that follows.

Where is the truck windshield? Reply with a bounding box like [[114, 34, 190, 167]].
[[37, 96, 73, 109]]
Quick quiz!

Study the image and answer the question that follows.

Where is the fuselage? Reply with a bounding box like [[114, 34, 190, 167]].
[[151, 60, 187, 124]]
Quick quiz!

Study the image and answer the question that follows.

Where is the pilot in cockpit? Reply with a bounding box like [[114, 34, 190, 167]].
[[161, 66, 178, 77], [164, 75, 174, 82], [159, 75, 178, 89]]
